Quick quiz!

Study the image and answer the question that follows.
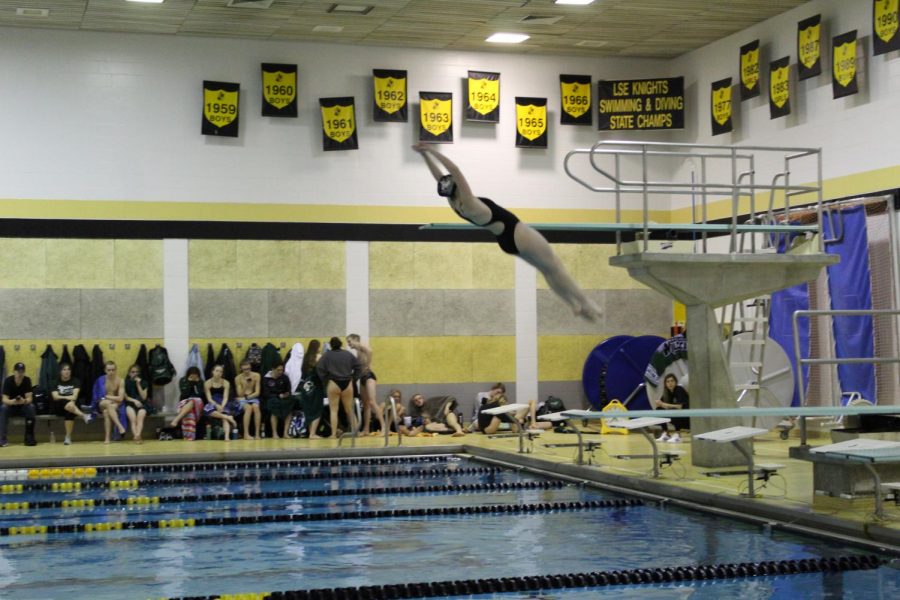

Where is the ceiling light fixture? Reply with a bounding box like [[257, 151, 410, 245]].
[[327, 4, 374, 15], [486, 33, 530, 44], [313, 25, 344, 33], [127, 0, 165, 4], [555, 0, 595, 5], [16, 7, 50, 16]]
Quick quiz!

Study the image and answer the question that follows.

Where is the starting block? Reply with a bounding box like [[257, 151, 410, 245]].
[[606, 417, 672, 478], [695, 426, 769, 497], [482, 404, 538, 453]]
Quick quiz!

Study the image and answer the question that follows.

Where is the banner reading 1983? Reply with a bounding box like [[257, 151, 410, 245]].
[[319, 97, 358, 151], [373, 69, 408, 122], [202, 81, 239, 137], [559, 74, 591, 126], [873, 0, 900, 55], [419, 92, 453, 143], [769, 57, 791, 119], [466, 71, 499, 122], [261, 63, 297, 117], [833, 31, 859, 99], [710, 77, 733, 136], [597, 77, 684, 130], [797, 15, 822, 81], [740, 40, 761, 100], [515, 97, 547, 148]]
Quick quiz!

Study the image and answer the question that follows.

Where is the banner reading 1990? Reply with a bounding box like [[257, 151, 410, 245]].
[[373, 69, 408, 122], [319, 97, 358, 151], [515, 97, 547, 148], [833, 31, 859, 99], [466, 71, 499, 122], [202, 81, 239, 137], [419, 92, 453, 143], [797, 15, 822, 81], [873, 0, 900, 55], [559, 74, 591, 126], [597, 77, 684, 130], [261, 63, 297, 117]]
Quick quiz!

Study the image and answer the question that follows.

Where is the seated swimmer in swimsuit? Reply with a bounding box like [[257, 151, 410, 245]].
[[412, 143, 602, 321]]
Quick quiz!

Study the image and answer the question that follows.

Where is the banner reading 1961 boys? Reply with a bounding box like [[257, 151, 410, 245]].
[[597, 77, 684, 130], [319, 97, 358, 151]]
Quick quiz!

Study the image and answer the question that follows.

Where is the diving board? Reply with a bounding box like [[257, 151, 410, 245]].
[[420, 222, 818, 233]]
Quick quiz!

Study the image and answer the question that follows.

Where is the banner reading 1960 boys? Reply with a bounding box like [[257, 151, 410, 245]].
[[261, 63, 297, 117], [202, 80, 239, 137], [597, 77, 684, 130]]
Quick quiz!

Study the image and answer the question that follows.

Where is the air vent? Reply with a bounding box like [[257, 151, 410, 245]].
[[576, 40, 608, 47], [327, 4, 374, 15], [518, 15, 563, 25], [16, 7, 50, 17], [313, 25, 344, 33], [226, 0, 275, 8]]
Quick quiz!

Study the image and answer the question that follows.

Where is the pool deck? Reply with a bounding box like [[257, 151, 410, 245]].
[[1, 428, 899, 552]]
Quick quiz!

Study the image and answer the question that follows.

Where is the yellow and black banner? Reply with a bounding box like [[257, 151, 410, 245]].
[[710, 77, 733, 136], [373, 69, 407, 122], [559, 74, 591, 126], [261, 63, 297, 117], [597, 77, 684, 130], [769, 57, 791, 119], [874, 0, 900, 55], [319, 97, 358, 151], [739, 40, 761, 100], [419, 92, 453, 143], [515, 97, 547, 148], [797, 15, 822, 81], [466, 71, 499, 122], [202, 80, 239, 137], [833, 31, 859, 99]]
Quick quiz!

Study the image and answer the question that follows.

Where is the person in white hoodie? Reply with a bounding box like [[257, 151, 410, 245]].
[[284, 342, 305, 394]]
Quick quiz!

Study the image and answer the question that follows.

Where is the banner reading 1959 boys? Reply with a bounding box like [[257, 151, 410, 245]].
[[202, 80, 239, 137], [597, 77, 684, 130]]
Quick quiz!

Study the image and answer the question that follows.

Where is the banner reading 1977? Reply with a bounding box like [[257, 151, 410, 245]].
[[261, 63, 297, 117], [559, 74, 591, 126], [419, 92, 453, 143], [873, 0, 900, 55], [202, 80, 239, 137], [833, 31, 859, 99], [597, 77, 684, 130], [710, 77, 733, 136], [373, 69, 407, 122], [515, 97, 547, 148], [797, 15, 822, 81], [740, 40, 760, 100], [467, 71, 499, 122], [319, 97, 358, 151]]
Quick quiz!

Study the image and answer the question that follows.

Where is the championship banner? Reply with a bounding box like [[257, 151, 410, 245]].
[[373, 69, 407, 122], [261, 63, 297, 117], [874, 0, 900, 55], [833, 31, 859, 99], [597, 77, 684, 130], [515, 97, 547, 148], [466, 71, 499, 122], [419, 92, 453, 143], [559, 74, 591, 125], [202, 80, 239, 137], [769, 57, 791, 119], [797, 15, 822, 80], [739, 40, 760, 100], [319, 97, 358, 151], [710, 77, 733, 136]]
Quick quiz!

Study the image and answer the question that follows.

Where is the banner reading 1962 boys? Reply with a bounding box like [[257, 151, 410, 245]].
[[597, 77, 684, 130]]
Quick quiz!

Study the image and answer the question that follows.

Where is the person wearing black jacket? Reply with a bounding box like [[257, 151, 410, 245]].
[[0, 363, 36, 446], [72, 345, 93, 405], [654, 373, 690, 443], [316, 337, 361, 440]]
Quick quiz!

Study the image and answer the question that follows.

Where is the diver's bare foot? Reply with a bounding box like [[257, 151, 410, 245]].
[[244, 435, 255, 440]]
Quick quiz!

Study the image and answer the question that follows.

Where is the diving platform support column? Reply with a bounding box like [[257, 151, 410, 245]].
[[609, 252, 838, 467]]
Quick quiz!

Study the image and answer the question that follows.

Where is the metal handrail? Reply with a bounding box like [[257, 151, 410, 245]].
[[383, 397, 402, 448]]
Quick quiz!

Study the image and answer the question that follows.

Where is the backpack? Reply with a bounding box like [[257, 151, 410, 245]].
[[545, 395, 566, 413], [148, 346, 176, 385], [32, 386, 49, 415], [288, 412, 306, 438], [245, 343, 263, 371]]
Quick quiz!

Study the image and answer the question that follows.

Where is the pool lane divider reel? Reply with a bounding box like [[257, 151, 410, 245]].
[[187, 555, 885, 600], [583, 335, 665, 412], [0, 498, 644, 538]]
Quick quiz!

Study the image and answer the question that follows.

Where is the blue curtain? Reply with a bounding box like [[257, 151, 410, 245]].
[[769, 232, 810, 407], [822, 205, 876, 403]]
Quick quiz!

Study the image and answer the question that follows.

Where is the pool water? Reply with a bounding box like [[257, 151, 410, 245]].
[[0, 455, 897, 599]]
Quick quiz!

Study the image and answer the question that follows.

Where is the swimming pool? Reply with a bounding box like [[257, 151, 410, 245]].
[[0, 455, 896, 599]]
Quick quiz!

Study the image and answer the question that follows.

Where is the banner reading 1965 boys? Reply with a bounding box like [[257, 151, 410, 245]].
[[597, 77, 684, 130]]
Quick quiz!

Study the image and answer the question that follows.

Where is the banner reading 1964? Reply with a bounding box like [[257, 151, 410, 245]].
[[797, 15, 822, 81], [597, 77, 684, 130], [769, 57, 791, 119], [261, 63, 297, 117], [373, 69, 407, 122], [419, 92, 453, 143], [319, 97, 358, 151], [515, 97, 547, 148], [710, 77, 733, 136], [740, 40, 761, 100], [202, 80, 239, 137], [873, 0, 900, 55], [833, 31, 859, 99], [466, 71, 499, 122], [559, 74, 591, 126]]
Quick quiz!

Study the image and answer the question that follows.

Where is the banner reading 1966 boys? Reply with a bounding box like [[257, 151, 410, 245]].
[[597, 77, 684, 130]]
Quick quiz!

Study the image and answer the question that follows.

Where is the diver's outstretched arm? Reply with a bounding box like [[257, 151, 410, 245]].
[[412, 143, 475, 202], [413, 143, 445, 181]]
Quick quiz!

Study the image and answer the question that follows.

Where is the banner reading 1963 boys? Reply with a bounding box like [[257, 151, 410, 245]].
[[597, 77, 684, 130]]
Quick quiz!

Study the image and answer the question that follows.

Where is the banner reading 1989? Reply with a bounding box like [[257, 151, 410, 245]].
[[261, 63, 297, 117], [319, 97, 358, 151], [419, 92, 453, 143], [202, 81, 239, 137], [873, 0, 900, 55], [833, 31, 859, 99], [466, 71, 499, 122], [559, 74, 591, 126], [515, 97, 547, 148], [373, 69, 407, 122], [597, 77, 684, 130]]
